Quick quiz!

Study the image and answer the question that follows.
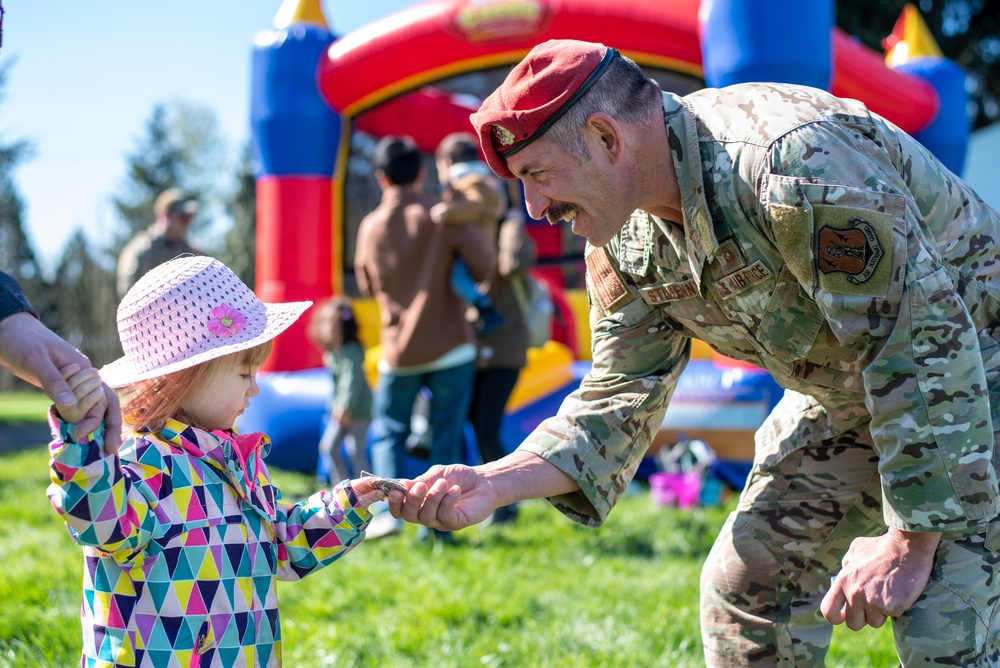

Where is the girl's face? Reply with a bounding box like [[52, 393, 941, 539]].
[[180, 355, 260, 431]]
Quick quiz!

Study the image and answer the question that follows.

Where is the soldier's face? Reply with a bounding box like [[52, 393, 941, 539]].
[[506, 134, 629, 247]]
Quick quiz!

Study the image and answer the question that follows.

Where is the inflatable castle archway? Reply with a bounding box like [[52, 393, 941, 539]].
[[242, 0, 968, 473]]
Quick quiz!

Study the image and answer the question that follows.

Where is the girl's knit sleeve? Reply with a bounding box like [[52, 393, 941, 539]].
[[47, 409, 163, 555], [272, 479, 372, 580]]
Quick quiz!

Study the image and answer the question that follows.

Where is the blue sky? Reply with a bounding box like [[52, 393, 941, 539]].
[[3, 1, 998, 274], [2, 1, 416, 273]]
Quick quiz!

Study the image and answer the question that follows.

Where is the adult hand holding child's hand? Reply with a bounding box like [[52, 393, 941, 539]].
[[57, 364, 109, 439]]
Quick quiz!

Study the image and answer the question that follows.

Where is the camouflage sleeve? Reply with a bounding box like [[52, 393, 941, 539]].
[[518, 246, 690, 527], [763, 118, 999, 533], [0, 271, 37, 320]]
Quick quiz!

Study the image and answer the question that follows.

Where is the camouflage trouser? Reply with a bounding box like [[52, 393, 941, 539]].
[[699, 437, 1000, 667]]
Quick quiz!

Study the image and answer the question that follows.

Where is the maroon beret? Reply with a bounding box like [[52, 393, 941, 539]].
[[470, 39, 617, 179]]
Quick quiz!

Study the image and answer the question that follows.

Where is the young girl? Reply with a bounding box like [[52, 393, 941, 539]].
[[47, 256, 393, 667], [306, 296, 372, 482]]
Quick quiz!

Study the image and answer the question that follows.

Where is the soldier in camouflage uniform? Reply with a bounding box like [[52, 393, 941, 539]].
[[116, 188, 203, 298], [390, 40, 1000, 666]]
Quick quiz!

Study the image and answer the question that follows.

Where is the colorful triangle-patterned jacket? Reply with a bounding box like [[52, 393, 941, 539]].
[[47, 412, 373, 668]]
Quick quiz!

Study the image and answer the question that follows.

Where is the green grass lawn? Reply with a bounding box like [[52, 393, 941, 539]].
[[0, 390, 50, 426], [0, 445, 897, 667]]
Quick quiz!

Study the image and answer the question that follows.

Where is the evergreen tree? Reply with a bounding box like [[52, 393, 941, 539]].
[[0, 63, 40, 299], [0, 63, 44, 391], [218, 143, 257, 288], [49, 230, 120, 367], [110, 100, 227, 250]]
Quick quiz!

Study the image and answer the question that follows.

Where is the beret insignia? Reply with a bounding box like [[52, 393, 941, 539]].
[[492, 124, 516, 147]]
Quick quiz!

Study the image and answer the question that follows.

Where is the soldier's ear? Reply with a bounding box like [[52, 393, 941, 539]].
[[586, 113, 623, 165]]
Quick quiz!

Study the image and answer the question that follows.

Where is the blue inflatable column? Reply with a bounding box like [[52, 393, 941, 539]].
[[250, 14, 342, 374], [699, 0, 834, 90], [242, 4, 344, 473], [893, 58, 968, 175]]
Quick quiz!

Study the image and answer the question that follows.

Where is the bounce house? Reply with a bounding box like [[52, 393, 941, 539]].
[[240, 0, 969, 477]]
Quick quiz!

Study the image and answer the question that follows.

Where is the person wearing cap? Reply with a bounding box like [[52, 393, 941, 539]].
[[47, 255, 391, 666], [390, 39, 1000, 664], [116, 187, 204, 298]]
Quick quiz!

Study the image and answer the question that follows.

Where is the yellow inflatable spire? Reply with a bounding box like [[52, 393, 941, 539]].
[[883, 4, 944, 68], [273, 0, 329, 30]]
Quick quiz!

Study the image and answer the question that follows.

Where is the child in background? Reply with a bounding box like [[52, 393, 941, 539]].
[[306, 296, 372, 483], [47, 256, 391, 668], [431, 132, 507, 336]]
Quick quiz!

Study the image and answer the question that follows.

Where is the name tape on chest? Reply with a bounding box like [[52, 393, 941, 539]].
[[709, 261, 774, 301], [640, 280, 698, 305]]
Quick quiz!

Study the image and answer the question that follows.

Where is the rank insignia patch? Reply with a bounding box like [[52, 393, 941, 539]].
[[713, 239, 746, 275], [586, 247, 634, 313], [818, 218, 883, 284]]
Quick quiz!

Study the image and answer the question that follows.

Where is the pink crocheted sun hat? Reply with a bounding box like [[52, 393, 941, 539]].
[[101, 255, 311, 388]]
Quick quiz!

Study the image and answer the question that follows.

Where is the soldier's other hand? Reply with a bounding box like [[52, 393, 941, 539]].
[[821, 529, 939, 631]]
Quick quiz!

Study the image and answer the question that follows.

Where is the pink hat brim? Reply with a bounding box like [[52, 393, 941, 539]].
[[100, 300, 311, 388]]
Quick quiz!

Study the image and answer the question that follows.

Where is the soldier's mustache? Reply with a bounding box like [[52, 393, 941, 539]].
[[547, 203, 578, 225]]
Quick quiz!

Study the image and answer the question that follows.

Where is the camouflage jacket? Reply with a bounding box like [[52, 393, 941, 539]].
[[521, 83, 1000, 533]]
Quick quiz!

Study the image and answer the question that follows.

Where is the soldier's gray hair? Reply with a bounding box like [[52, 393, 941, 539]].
[[546, 51, 660, 161]]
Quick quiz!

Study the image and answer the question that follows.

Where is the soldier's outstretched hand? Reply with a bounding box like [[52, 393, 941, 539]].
[[389, 463, 496, 531]]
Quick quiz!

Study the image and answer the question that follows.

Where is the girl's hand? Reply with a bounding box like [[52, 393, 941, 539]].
[[350, 473, 410, 510], [57, 364, 106, 430]]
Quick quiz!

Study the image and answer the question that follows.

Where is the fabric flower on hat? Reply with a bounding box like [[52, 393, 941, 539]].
[[207, 303, 247, 338]]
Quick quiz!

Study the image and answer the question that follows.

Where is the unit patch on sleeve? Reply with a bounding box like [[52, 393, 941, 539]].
[[586, 246, 635, 313], [813, 205, 892, 297]]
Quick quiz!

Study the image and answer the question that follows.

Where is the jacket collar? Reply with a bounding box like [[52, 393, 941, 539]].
[[660, 90, 718, 295], [156, 419, 272, 500]]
